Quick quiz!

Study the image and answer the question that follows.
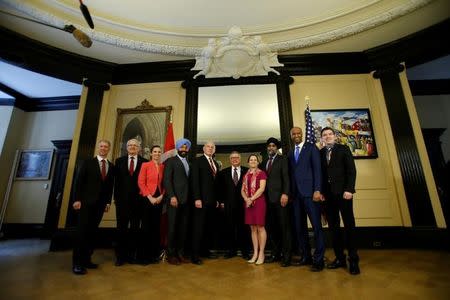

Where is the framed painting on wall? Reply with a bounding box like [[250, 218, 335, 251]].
[[310, 108, 378, 159], [113, 99, 172, 160], [15, 149, 54, 180]]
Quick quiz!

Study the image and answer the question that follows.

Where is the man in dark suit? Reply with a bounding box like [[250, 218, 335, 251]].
[[217, 151, 250, 260], [320, 127, 359, 275], [288, 127, 325, 272], [163, 138, 192, 265], [72, 139, 115, 275], [261, 137, 293, 267], [113, 138, 147, 266], [191, 141, 220, 265]]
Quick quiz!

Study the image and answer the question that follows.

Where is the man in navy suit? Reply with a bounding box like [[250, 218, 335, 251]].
[[114, 139, 147, 266], [288, 127, 325, 272], [72, 139, 115, 275], [320, 127, 359, 275]]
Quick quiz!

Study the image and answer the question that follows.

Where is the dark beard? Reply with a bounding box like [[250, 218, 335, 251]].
[[178, 151, 188, 158]]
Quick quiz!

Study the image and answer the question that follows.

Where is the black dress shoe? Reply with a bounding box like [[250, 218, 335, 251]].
[[224, 252, 236, 259], [311, 262, 324, 272], [241, 253, 251, 260], [280, 259, 292, 267], [327, 258, 347, 269], [265, 255, 281, 263], [298, 257, 313, 266], [85, 262, 98, 269], [115, 259, 125, 267], [191, 257, 203, 265], [72, 265, 87, 275], [349, 260, 360, 275]]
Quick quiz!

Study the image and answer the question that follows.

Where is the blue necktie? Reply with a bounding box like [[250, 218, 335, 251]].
[[181, 158, 189, 176], [294, 146, 300, 162]]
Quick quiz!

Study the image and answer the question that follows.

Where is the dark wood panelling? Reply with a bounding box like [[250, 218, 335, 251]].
[[365, 19, 450, 70], [374, 65, 436, 226], [0, 27, 115, 84], [409, 79, 450, 96]]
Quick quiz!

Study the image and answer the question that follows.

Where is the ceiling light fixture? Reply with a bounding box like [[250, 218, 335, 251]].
[[0, 9, 93, 48]]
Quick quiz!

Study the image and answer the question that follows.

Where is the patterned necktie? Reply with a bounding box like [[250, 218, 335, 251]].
[[101, 159, 106, 180], [267, 157, 273, 174], [209, 157, 216, 176], [129, 157, 135, 176], [326, 147, 332, 165], [233, 167, 239, 185], [294, 146, 300, 162]]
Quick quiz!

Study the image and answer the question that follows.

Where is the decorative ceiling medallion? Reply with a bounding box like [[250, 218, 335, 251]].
[[191, 26, 283, 79], [2, 0, 434, 56]]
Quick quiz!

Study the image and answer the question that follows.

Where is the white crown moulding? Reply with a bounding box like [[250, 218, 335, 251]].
[[2, 0, 434, 57]]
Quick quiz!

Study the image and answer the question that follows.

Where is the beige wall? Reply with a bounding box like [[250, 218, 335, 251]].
[[0, 106, 13, 156], [2, 109, 77, 224], [290, 74, 411, 227]]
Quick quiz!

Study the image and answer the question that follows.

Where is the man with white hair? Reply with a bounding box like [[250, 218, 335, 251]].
[[114, 138, 148, 266]]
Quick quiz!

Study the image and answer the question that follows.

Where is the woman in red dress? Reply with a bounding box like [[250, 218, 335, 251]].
[[241, 154, 267, 265], [138, 145, 165, 263]]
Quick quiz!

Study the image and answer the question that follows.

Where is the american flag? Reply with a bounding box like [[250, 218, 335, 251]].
[[305, 104, 316, 144]]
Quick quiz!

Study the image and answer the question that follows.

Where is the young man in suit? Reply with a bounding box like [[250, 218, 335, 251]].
[[191, 141, 220, 265], [113, 138, 147, 266], [217, 151, 250, 260], [288, 127, 325, 272], [163, 138, 192, 265], [262, 137, 293, 267], [72, 139, 115, 275], [320, 127, 359, 275]]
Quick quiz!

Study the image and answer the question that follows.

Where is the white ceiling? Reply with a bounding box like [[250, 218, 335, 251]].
[[0, 0, 448, 99], [0, 0, 448, 64]]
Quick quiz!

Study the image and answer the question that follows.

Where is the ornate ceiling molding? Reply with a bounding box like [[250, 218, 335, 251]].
[[2, 0, 434, 57]]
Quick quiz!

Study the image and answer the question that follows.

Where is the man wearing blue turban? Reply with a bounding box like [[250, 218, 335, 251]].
[[163, 138, 192, 265]]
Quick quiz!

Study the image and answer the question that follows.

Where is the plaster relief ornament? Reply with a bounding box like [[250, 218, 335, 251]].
[[192, 26, 283, 79]]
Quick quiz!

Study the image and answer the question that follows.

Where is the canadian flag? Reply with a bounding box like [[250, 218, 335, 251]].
[[160, 120, 175, 255], [161, 121, 176, 162]]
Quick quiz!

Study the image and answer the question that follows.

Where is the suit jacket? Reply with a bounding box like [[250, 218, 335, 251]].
[[320, 143, 356, 195], [163, 155, 190, 205], [74, 157, 114, 206], [260, 155, 290, 203], [288, 143, 322, 198], [217, 166, 248, 211], [114, 155, 147, 206], [192, 155, 219, 205], [138, 160, 165, 197]]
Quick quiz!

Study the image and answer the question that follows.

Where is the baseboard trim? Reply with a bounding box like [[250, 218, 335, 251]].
[[44, 226, 450, 252]]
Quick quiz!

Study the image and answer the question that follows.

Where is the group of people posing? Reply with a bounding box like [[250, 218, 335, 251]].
[[71, 126, 360, 276]]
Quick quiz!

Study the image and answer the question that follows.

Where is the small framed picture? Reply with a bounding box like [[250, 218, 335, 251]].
[[15, 149, 54, 180]]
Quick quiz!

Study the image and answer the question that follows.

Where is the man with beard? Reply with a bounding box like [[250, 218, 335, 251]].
[[261, 137, 293, 267], [163, 138, 192, 265]]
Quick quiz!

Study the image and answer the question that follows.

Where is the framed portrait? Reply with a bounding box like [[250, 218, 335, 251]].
[[311, 108, 378, 159], [113, 100, 172, 160], [15, 149, 54, 180]]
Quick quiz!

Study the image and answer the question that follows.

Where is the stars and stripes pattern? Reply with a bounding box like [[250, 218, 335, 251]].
[[305, 104, 316, 144]]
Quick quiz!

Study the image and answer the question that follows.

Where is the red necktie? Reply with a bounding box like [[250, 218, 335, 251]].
[[267, 157, 273, 174], [233, 168, 238, 185], [129, 157, 135, 176], [209, 157, 216, 176], [101, 159, 106, 180]]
